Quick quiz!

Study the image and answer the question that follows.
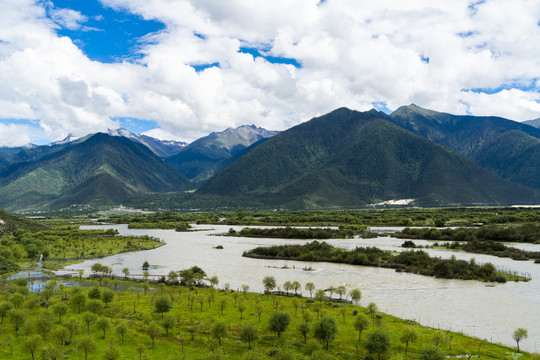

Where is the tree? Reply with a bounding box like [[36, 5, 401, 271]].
[[115, 322, 129, 344], [154, 295, 173, 318], [255, 301, 264, 323], [212, 321, 227, 345], [238, 298, 247, 319], [77, 336, 96, 360], [349, 288, 361, 305], [147, 321, 161, 348], [102, 289, 115, 307], [103, 345, 121, 360], [122, 267, 130, 279], [0, 301, 13, 323], [52, 325, 70, 347], [142, 261, 150, 271], [209, 275, 219, 287], [283, 281, 292, 295], [292, 281, 301, 295], [9, 308, 27, 336], [86, 299, 103, 314], [305, 282, 315, 297], [167, 270, 179, 284], [314, 316, 338, 350], [400, 326, 418, 353], [161, 315, 176, 336], [240, 323, 258, 349], [364, 328, 391, 360], [315, 289, 326, 302], [420, 345, 445, 360], [88, 286, 101, 300], [41, 343, 63, 360], [219, 297, 228, 315], [64, 318, 79, 343], [52, 302, 68, 323], [69, 292, 86, 313], [297, 321, 310, 343], [96, 317, 110, 339], [263, 276, 276, 292], [23, 334, 42, 360], [512, 328, 528, 353], [82, 312, 96, 334], [241, 284, 250, 295], [367, 302, 378, 324], [336, 285, 347, 301], [268, 311, 291, 337]]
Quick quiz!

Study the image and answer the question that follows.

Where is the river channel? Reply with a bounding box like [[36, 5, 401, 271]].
[[70, 224, 540, 352]]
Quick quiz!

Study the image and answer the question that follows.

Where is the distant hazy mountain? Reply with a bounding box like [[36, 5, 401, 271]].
[[523, 118, 540, 129], [388, 104, 540, 190], [199, 108, 537, 208], [166, 125, 280, 182], [0, 133, 191, 210], [108, 128, 187, 158]]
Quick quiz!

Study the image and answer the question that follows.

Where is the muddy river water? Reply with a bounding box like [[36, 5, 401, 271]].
[[70, 224, 540, 352]]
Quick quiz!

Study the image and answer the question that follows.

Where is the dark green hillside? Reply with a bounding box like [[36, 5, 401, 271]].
[[199, 108, 538, 208], [389, 104, 540, 191], [0, 209, 47, 236], [473, 130, 540, 190], [389, 104, 540, 156], [166, 125, 279, 182], [0, 133, 191, 210]]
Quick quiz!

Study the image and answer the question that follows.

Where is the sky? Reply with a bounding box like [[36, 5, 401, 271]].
[[0, 0, 539, 146]]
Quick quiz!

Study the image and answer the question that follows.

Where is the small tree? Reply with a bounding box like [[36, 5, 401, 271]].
[[147, 322, 161, 348], [364, 328, 391, 360], [96, 317, 110, 339], [9, 308, 27, 336], [103, 344, 120, 360], [52, 325, 70, 347], [336, 285, 347, 301], [69, 292, 86, 313], [367, 302, 378, 324], [305, 282, 315, 298], [64, 318, 79, 343], [212, 321, 227, 345], [219, 297, 228, 315], [262, 276, 276, 293], [122, 267, 130, 279], [298, 321, 310, 343], [238, 298, 247, 319], [420, 345, 445, 360], [23, 334, 42, 360], [255, 301, 264, 323], [314, 316, 338, 350], [102, 289, 115, 308], [512, 328, 528, 353], [52, 303, 68, 323], [240, 323, 258, 350], [0, 301, 13, 323], [88, 287, 101, 300], [86, 299, 103, 314], [292, 281, 301, 295], [268, 311, 291, 338], [115, 322, 129, 344], [209, 275, 219, 287], [349, 288, 362, 305], [241, 284, 250, 295], [161, 315, 177, 336], [400, 326, 418, 353], [82, 312, 96, 334], [77, 335, 96, 360], [315, 289, 326, 302], [154, 295, 173, 318]]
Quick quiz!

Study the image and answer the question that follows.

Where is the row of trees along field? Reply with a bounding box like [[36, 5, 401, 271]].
[[100, 207, 540, 228], [0, 268, 533, 360]]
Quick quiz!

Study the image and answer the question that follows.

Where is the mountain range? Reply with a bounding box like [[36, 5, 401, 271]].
[[0, 105, 539, 211], [165, 125, 280, 183], [199, 108, 538, 207]]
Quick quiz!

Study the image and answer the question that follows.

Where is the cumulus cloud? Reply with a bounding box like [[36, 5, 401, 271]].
[[0, 0, 539, 145]]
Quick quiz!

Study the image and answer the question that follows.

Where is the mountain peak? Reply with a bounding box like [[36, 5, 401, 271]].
[[49, 134, 78, 146]]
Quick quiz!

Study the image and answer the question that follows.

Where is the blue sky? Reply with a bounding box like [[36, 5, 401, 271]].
[[0, 0, 538, 146]]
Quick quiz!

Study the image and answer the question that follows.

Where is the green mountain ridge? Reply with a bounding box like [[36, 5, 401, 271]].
[[199, 108, 538, 208], [388, 104, 540, 190], [0, 133, 191, 210], [166, 124, 280, 183]]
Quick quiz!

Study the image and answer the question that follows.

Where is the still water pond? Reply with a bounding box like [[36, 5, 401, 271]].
[[71, 224, 540, 352]]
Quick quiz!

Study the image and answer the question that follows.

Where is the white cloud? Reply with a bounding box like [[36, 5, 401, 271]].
[[0, 123, 33, 147], [0, 0, 539, 145]]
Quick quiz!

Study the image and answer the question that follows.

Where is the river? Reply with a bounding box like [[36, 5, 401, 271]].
[[69, 224, 540, 352]]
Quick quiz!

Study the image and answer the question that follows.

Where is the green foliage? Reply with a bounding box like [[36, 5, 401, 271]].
[[364, 328, 391, 360], [313, 316, 338, 350], [269, 311, 291, 337]]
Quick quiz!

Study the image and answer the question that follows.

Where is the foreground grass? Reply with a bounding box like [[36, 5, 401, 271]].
[[0, 278, 534, 360]]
